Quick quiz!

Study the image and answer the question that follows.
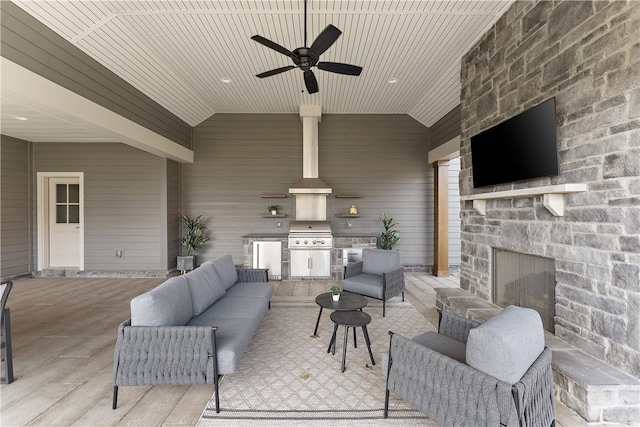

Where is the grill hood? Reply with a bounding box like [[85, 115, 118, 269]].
[[289, 105, 331, 220]]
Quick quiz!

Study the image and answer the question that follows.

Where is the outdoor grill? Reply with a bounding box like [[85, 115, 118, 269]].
[[288, 221, 333, 249]]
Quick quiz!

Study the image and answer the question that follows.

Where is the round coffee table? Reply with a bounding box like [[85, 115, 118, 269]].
[[313, 292, 368, 336], [328, 310, 375, 372]]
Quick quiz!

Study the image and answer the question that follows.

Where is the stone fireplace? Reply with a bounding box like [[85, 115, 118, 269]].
[[457, 1, 640, 422]]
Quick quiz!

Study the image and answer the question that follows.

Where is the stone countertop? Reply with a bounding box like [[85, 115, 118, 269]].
[[242, 233, 378, 238]]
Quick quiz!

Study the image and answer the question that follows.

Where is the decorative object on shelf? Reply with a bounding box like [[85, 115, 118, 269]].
[[331, 285, 341, 301], [268, 205, 280, 216], [377, 212, 400, 250], [349, 204, 358, 215], [178, 214, 210, 273]]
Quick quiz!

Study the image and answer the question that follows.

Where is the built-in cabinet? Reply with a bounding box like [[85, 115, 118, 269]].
[[289, 250, 330, 278]]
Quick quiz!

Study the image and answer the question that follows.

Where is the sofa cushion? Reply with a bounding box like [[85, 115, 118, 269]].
[[211, 255, 238, 290], [343, 273, 384, 299], [185, 262, 226, 316], [466, 305, 545, 385], [130, 276, 193, 326], [201, 296, 269, 320], [362, 248, 401, 276], [224, 281, 274, 300]]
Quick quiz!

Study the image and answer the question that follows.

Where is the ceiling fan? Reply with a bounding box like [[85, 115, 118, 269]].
[[251, 0, 363, 94]]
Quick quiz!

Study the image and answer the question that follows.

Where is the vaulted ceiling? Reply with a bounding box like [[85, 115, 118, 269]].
[[3, 0, 514, 143]]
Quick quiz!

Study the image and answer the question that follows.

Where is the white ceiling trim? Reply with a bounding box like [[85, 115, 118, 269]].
[[1, 57, 194, 163]]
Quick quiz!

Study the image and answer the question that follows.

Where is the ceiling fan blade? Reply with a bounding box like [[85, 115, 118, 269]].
[[251, 35, 296, 59], [317, 62, 362, 76], [303, 70, 319, 94], [309, 24, 342, 56], [256, 66, 297, 78]]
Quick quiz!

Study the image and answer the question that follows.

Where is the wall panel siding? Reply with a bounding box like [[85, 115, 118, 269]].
[[184, 114, 432, 266], [32, 143, 165, 271], [0, 1, 191, 147], [167, 159, 180, 268], [431, 104, 461, 149], [1, 135, 31, 278]]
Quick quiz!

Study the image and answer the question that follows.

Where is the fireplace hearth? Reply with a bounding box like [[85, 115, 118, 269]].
[[492, 248, 555, 332]]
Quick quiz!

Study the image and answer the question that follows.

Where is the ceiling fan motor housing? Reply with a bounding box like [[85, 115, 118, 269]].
[[293, 48, 319, 71]]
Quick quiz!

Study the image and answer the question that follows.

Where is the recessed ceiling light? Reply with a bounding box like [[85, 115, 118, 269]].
[[387, 78, 399, 84], [221, 77, 232, 83], [14, 116, 28, 121]]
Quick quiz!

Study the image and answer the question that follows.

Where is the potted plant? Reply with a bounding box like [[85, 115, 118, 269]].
[[377, 212, 400, 250], [268, 205, 280, 216], [330, 285, 341, 301], [177, 214, 209, 272]]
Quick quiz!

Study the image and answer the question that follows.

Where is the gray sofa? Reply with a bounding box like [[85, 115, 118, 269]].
[[112, 255, 274, 413]]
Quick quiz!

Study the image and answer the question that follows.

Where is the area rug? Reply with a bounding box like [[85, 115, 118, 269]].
[[197, 298, 441, 426]]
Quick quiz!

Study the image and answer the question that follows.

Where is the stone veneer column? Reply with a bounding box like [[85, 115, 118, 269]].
[[459, 0, 639, 385]]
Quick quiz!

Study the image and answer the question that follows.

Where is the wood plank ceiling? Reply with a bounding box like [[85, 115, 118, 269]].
[[6, 0, 513, 140]]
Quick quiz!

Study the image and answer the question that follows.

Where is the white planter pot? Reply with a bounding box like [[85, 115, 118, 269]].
[[332, 294, 340, 301], [271, 210, 277, 215]]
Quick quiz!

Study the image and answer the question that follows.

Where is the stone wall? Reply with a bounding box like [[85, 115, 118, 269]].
[[459, 0, 639, 380]]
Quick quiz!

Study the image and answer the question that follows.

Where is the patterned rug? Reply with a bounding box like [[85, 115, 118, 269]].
[[197, 297, 441, 426]]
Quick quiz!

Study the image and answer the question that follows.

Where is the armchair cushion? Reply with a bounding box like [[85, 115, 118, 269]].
[[211, 255, 238, 290], [466, 305, 545, 385], [343, 273, 384, 299], [185, 262, 226, 316], [130, 276, 193, 327], [362, 248, 401, 275]]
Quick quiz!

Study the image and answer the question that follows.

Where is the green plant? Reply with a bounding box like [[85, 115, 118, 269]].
[[268, 205, 280, 212], [377, 212, 400, 250], [180, 214, 210, 256], [330, 285, 341, 295]]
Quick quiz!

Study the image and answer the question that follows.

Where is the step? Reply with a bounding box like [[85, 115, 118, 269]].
[[435, 287, 640, 424]]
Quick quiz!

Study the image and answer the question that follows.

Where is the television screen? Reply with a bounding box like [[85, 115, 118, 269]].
[[470, 98, 558, 188]]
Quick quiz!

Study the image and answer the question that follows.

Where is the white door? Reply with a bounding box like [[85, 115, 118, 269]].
[[309, 250, 330, 277], [49, 178, 81, 267]]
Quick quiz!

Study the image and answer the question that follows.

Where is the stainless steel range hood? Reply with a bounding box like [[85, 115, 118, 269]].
[[289, 105, 331, 220]]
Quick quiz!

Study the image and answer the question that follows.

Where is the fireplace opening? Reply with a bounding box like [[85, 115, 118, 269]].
[[492, 248, 555, 332]]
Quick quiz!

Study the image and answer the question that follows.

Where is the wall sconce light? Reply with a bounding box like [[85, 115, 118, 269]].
[[276, 221, 283, 228], [347, 221, 353, 228]]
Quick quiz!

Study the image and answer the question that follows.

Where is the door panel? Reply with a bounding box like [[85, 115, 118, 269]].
[[49, 179, 80, 267], [309, 250, 330, 277]]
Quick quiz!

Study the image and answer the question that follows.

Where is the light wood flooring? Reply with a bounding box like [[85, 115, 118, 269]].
[[0, 273, 590, 426]]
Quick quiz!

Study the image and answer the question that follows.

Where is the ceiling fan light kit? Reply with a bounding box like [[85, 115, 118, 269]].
[[251, 0, 362, 94]]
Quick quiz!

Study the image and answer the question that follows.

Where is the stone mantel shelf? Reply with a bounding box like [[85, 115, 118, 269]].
[[460, 184, 587, 217]]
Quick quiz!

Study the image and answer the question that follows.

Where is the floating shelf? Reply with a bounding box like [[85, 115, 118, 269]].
[[336, 214, 360, 218], [460, 184, 587, 217], [335, 194, 362, 198], [262, 214, 287, 218], [260, 194, 288, 198]]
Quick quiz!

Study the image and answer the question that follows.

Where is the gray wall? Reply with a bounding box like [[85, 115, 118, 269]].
[[167, 159, 181, 268], [1, 135, 31, 278], [430, 105, 461, 149], [32, 143, 169, 272], [184, 114, 432, 266], [0, 1, 191, 148], [459, 0, 640, 379]]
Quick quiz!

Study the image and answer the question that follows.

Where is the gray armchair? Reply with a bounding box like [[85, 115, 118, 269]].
[[384, 306, 555, 427], [1, 280, 14, 384], [343, 248, 405, 317]]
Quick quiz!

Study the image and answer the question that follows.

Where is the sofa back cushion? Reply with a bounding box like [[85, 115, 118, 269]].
[[185, 262, 226, 316], [466, 305, 545, 385], [362, 248, 401, 276], [211, 255, 238, 290], [130, 276, 193, 326]]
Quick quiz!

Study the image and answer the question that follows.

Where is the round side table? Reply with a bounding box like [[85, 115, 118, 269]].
[[328, 310, 376, 372]]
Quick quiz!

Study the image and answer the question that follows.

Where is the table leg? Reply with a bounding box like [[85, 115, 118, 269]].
[[328, 322, 338, 354], [362, 325, 376, 365], [353, 327, 357, 348], [313, 306, 324, 336], [341, 326, 348, 373]]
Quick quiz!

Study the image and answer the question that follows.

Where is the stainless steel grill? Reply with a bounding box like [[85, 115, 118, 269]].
[[288, 221, 333, 249]]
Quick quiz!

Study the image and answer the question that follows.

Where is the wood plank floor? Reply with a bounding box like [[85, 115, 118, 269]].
[[0, 273, 589, 426]]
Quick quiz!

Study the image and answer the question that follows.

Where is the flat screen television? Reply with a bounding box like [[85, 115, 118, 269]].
[[470, 98, 558, 188]]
